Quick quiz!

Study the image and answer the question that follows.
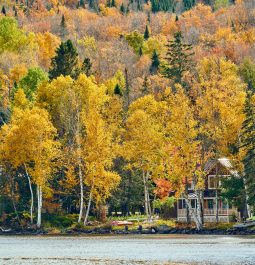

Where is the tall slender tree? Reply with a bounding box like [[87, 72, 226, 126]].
[[241, 92, 255, 215], [144, 25, 150, 40], [163, 31, 194, 86], [150, 50, 160, 74]]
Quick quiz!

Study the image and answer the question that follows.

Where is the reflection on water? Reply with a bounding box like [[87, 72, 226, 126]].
[[0, 235, 255, 265]]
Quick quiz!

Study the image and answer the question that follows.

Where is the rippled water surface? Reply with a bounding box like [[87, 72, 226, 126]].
[[0, 235, 254, 265]]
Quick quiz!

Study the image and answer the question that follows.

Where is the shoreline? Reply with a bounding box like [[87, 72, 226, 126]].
[[1, 227, 255, 236]]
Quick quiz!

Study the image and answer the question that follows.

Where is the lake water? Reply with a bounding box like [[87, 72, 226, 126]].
[[0, 235, 254, 265]]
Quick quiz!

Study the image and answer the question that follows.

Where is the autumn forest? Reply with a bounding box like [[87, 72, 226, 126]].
[[0, 0, 255, 231]]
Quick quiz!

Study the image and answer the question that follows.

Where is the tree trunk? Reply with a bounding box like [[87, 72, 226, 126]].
[[10, 175, 20, 225], [185, 178, 190, 224], [76, 110, 84, 223], [24, 164, 34, 224], [196, 190, 202, 226], [37, 185, 42, 228], [84, 188, 93, 225], [215, 189, 219, 223], [215, 164, 219, 223], [201, 191, 204, 225], [142, 170, 149, 218], [243, 177, 251, 218], [78, 162, 84, 223], [184, 197, 202, 231], [146, 171, 152, 221], [142, 170, 152, 221]]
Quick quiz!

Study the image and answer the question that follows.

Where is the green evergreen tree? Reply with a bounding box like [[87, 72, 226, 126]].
[[89, 0, 99, 10], [120, 3, 125, 14], [106, 0, 111, 7], [183, 0, 196, 11], [162, 31, 194, 85], [175, 15, 179, 22], [111, 0, 116, 7], [1, 6, 6, 16], [138, 46, 143, 57], [147, 11, 151, 22], [151, 0, 175, 13], [60, 14, 66, 28], [150, 50, 160, 74], [239, 58, 255, 93], [242, 92, 255, 210], [137, 0, 142, 11], [144, 25, 150, 40], [114, 84, 123, 96], [79, 0, 85, 8], [49, 40, 79, 80], [81, 58, 92, 76], [142, 76, 149, 94]]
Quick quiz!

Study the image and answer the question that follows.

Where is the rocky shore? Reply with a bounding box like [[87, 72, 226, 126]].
[[1, 224, 255, 236]]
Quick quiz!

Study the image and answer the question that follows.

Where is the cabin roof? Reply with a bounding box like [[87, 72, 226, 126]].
[[204, 157, 239, 177]]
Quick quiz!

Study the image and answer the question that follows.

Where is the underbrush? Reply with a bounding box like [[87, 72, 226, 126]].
[[204, 222, 234, 230]]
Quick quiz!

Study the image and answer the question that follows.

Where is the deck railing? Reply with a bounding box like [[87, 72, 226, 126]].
[[178, 208, 236, 217]]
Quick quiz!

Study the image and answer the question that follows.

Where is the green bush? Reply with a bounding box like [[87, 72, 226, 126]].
[[43, 214, 76, 228]]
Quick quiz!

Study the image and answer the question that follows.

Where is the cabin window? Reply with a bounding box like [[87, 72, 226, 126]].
[[208, 175, 217, 189], [178, 199, 186, 209], [207, 199, 214, 209]]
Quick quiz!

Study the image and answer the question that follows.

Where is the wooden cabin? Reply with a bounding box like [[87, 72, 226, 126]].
[[177, 158, 239, 223]]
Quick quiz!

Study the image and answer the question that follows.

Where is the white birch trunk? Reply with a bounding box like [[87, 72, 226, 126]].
[[184, 197, 202, 231], [142, 170, 149, 218], [243, 177, 251, 218], [84, 188, 93, 225], [24, 164, 33, 224], [146, 171, 152, 221], [78, 162, 84, 223], [37, 185, 42, 228], [76, 110, 84, 223], [196, 190, 202, 226]]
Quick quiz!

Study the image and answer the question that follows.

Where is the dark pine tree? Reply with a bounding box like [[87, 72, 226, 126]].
[[142, 76, 149, 94], [144, 25, 150, 40], [60, 14, 66, 28], [147, 11, 151, 22], [151, 0, 175, 12], [81, 58, 92, 76], [114, 84, 123, 96], [138, 46, 143, 57], [111, 0, 116, 7], [151, 0, 159, 12], [137, 0, 142, 11], [106, 0, 111, 7], [1, 6, 6, 16], [49, 40, 79, 80], [242, 91, 255, 211], [150, 50, 160, 74], [14, 7, 18, 17], [89, 0, 99, 10], [183, 0, 196, 11], [175, 15, 179, 22], [162, 31, 194, 85], [79, 0, 85, 8], [120, 3, 125, 14]]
